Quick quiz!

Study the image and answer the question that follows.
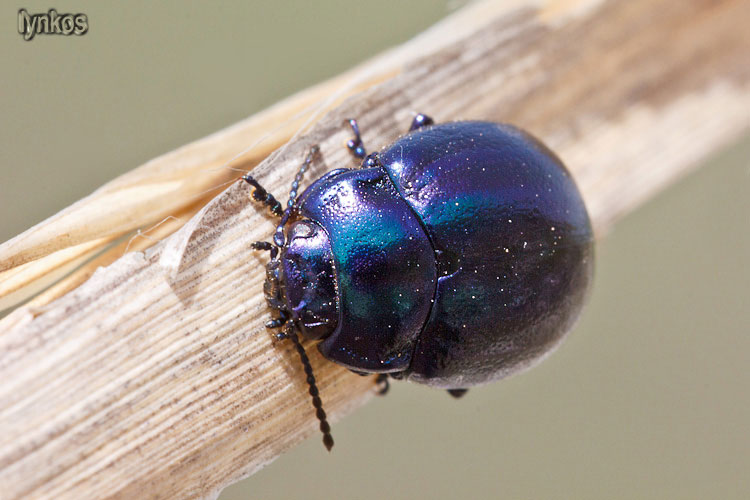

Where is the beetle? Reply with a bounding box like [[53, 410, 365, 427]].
[[243, 114, 594, 450]]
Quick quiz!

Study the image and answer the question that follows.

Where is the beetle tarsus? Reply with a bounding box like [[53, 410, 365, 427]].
[[409, 113, 434, 131], [274, 331, 288, 341], [252, 241, 273, 251], [265, 317, 287, 329], [375, 374, 390, 395]]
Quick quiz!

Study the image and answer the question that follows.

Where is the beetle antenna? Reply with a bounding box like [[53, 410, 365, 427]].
[[286, 145, 318, 209], [284, 323, 334, 451], [272, 146, 319, 248], [242, 175, 283, 217]]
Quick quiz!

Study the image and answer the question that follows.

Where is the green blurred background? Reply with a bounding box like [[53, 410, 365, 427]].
[[2, 2, 748, 499]]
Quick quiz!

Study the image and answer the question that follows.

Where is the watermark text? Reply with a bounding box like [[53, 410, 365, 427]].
[[18, 9, 88, 41]]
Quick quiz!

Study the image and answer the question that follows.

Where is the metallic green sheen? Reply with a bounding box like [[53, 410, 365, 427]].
[[280, 220, 339, 340], [295, 167, 437, 372]]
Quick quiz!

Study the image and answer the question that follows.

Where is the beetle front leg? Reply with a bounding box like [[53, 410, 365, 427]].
[[251, 241, 278, 259]]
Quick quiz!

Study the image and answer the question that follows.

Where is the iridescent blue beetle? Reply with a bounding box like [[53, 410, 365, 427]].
[[243, 114, 594, 450]]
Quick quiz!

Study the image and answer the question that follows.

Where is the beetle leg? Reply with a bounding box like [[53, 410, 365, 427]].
[[345, 118, 367, 159], [242, 174, 283, 217], [447, 388, 468, 399], [408, 113, 434, 131], [361, 152, 380, 169], [374, 374, 390, 395], [252, 241, 273, 251], [251, 240, 279, 259], [274, 330, 288, 341], [265, 309, 289, 331], [266, 317, 287, 330]]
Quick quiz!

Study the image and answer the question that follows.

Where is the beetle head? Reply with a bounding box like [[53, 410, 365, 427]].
[[278, 219, 339, 340]]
